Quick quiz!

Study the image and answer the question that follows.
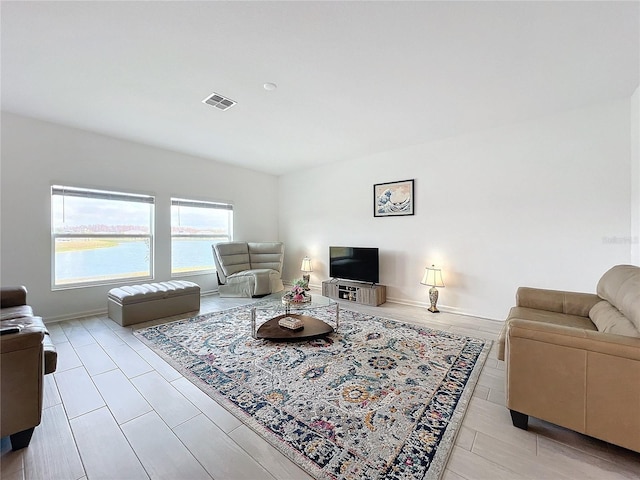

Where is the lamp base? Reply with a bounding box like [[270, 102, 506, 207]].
[[302, 274, 310, 291], [428, 286, 440, 313]]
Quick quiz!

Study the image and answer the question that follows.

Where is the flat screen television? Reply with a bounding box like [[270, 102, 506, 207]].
[[329, 246, 379, 284]]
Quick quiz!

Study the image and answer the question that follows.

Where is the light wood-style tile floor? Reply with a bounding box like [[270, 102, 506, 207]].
[[2, 294, 639, 480]]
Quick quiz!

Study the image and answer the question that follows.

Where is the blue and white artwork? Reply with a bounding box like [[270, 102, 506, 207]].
[[374, 179, 414, 217]]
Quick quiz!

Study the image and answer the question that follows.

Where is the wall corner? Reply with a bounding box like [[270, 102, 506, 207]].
[[631, 86, 640, 265]]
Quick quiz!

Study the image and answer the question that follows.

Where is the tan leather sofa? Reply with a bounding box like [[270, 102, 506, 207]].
[[1, 286, 57, 450], [212, 242, 284, 297], [498, 265, 640, 453]]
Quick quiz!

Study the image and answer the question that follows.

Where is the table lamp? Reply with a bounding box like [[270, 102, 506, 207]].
[[301, 257, 312, 290], [421, 265, 445, 313]]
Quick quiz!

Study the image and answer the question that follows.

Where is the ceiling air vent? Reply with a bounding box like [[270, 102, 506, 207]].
[[202, 92, 236, 111]]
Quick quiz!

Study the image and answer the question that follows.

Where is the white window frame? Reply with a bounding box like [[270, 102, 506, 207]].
[[171, 197, 233, 277], [51, 185, 155, 289]]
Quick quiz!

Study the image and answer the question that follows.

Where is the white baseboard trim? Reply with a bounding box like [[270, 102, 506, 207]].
[[44, 289, 221, 324], [41, 289, 502, 324], [44, 308, 108, 324], [384, 296, 502, 322]]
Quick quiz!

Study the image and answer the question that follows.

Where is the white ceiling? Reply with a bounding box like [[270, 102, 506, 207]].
[[2, 1, 638, 176]]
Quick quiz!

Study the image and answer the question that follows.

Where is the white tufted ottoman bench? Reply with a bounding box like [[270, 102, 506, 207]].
[[107, 281, 200, 326]]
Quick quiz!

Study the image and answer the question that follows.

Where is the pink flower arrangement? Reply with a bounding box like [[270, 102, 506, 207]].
[[284, 280, 309, 303], [290, 285, 306, 302]]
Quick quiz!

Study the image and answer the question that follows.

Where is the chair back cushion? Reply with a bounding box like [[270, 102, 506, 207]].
[[248, 242, 284, 273], [212, 242, 250, 282]]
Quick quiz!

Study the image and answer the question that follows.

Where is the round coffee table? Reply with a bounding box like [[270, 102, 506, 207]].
[[250, 292, 339, 341]]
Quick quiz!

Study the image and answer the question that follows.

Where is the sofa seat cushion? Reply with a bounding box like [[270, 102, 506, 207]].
[[507, 306, 598, 330], [42, 333, 57, 374], [1, 305, 33, 321], [497, 306, 597, 360], [589, 300, 640, 338], [227, 268, 275, 278]]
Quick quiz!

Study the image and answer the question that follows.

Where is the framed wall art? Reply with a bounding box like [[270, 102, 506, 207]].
[[373, 179, 414, 217]]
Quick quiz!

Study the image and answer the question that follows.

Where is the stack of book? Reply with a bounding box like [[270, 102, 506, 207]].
[[278, 316, 304, 330]]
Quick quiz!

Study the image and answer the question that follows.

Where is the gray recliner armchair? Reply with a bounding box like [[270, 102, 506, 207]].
[[212, 242, 285, 297]]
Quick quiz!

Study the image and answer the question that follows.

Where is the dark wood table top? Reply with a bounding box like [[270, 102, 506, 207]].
[[255, 314, 334, 341]]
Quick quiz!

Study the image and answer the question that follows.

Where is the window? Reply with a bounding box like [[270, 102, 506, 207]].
[[51, 185, 154, 288], [171, 198, 233, 275]]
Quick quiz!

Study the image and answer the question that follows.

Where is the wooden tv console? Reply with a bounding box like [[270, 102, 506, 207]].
[[321, 279, 386, 306]]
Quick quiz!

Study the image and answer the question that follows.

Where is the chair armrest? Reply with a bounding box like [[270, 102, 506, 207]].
[[516, 287, 600, 317], [0, 286, 28, 308]]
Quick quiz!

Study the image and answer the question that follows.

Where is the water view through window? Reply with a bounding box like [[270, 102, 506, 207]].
[[171, 198, 233, 275], [52, 186, 154, 287], [54, 238, 151, 285], [51, 187, 233, 287], [54, 238, 219, 283]]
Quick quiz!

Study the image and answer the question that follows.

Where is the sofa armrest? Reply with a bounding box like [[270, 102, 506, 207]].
[[0, 326, 45, 354], [1, 286, 28, 308], [507, 318, 640, 360], [0, 323, 45, 443], [516, 287, 600, 317]]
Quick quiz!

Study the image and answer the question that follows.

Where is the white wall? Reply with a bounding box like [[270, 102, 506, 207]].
[[631, 86, 640, 266], [278, 99, 633, 320], [2, 97, 634, 322], [0, 112, 279, 320]]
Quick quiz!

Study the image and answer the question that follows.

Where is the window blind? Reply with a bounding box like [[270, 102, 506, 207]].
[[171, 198, 233, 210], [51, 185, 154, 204]]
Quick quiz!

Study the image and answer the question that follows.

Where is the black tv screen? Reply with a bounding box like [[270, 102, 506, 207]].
[[329, 246, 379, 284]]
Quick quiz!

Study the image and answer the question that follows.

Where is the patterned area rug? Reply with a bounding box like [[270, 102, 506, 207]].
[[134, 304, 491, 480]]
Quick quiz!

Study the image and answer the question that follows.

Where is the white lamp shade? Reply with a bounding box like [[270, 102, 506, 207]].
[[301, 257, 313, 272], [421, 265, 445, 287]]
